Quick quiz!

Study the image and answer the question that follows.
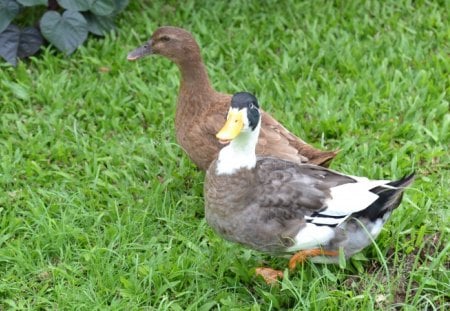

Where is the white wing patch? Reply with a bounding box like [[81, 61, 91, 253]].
[[325, 180, 391, 215], [306, 179, 392, 227], [286, 223, 335, 252], [305, 214, 346, 226]]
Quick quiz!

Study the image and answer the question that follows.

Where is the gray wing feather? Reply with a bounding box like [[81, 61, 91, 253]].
[[255, 157, 357, 215]]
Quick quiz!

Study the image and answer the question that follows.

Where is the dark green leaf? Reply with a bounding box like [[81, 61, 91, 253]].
[[57, 0, 89, 11], [17, 26, 43, 58], [89, 0, 115, 16], [112, 0, 128, 14], [0, 24, 43, 66], [57, 0, 115, 15], [83, 12, 114, 36], [0, 24, 20, 65], [17, 0, 47, 6], [0, 0, 20, 33], [40, 10, 88, 55]]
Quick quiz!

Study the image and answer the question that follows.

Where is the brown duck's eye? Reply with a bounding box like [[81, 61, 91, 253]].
[[160, 36, 170, 42]]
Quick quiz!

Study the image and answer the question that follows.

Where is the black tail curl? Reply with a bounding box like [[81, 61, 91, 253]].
[[351, 172, 415, 221]]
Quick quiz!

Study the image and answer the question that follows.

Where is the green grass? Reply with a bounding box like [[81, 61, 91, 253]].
[[1, 0, 449, 309]]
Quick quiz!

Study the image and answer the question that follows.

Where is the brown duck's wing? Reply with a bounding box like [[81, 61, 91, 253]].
[[258, 111, 338, 167], [200, 94, 338, 168], [178, 91, 337, 170], [254, 158, 356, 215]]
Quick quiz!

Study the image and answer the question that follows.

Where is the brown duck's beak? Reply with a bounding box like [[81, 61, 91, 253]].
[[127, 40, 153, 61], [216, 110, 244, 144]]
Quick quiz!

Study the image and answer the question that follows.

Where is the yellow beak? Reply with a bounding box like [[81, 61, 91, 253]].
[[216, 110, 244, 142]]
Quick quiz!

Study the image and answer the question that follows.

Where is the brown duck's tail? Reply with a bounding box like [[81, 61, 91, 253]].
[[309, 150, 340, 168], [352, 172, 416, 221]]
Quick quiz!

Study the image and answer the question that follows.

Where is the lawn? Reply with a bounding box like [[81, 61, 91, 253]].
[[0, 0, 449, 309]]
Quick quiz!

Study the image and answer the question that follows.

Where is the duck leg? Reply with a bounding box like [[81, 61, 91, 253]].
[[255, 249, 339, 284], [255, 267, 284, 285], [288, 249, 338, 270]]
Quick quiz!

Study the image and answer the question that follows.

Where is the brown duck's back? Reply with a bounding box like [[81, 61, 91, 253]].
[[175, 90, 337, 170]]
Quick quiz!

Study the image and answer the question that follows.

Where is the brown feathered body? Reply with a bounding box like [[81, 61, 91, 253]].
[[128, 26, 337, 170]]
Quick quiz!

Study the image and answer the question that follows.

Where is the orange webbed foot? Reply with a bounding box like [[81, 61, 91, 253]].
[[255, 267, 284, 285], [288, 249, 339, 270]]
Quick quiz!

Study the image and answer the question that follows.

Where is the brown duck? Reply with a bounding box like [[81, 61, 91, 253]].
[[127, 26, 337, 170]]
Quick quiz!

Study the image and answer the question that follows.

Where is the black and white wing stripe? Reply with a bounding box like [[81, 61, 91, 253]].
[[305, 179, 391, 227]]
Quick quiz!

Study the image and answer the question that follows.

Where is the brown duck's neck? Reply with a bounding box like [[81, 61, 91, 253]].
[[178, 59, 215, 97]]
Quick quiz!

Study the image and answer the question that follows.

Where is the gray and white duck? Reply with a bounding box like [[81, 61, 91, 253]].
[[204, 92, 415, 284]]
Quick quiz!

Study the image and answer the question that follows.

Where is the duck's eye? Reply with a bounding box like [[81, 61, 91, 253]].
[[249, 103, 254, 109], [160, 36, 170, 42]]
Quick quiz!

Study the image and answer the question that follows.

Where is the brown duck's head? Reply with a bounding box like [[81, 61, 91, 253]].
[[127, 26, 202, 64]]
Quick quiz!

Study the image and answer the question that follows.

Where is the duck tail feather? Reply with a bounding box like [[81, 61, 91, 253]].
[[352, 172, 415, 221], [385, 171, 416, 189]]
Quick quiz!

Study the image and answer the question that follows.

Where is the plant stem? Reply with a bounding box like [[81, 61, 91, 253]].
[[48, 0, 59, 10]]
